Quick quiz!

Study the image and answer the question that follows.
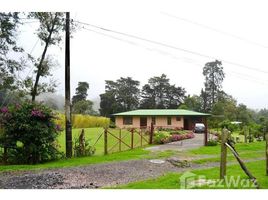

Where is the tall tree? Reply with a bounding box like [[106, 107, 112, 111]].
[[202, 60, 225, 111], [72, 82, 96, 115], [0, 12, 23, 91], [72, 82, 89, 104], [236, 103, 252, 125], [140, 74, 186, 109], [72, 100, 95, 115], [99, 77, 140, 116], [179, 95, 202, 112], [28, 12, 66, 102]]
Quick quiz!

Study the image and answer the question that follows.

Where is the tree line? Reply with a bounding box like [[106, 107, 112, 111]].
[[1, 12, 268, 130], [99, 60, 268, 131]]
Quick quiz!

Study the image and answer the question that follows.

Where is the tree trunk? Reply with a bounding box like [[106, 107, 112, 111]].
[[31, 13, 58, 102]]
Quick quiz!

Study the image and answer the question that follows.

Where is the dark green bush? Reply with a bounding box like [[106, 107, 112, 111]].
[[0, 102, 63, 164], [207, 139, 218, 146]]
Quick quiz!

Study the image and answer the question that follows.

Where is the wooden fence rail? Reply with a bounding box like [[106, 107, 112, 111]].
[[220, 127, 260, 189], [103, 126, 153, 155]]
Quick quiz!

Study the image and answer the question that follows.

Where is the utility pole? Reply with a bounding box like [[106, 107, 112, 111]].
[[65, 12, 72, 158]]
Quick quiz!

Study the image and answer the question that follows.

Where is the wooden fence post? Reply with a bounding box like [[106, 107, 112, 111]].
[[3, 147, 7, 164], [149, 122, 154, 144], [204, 117, 208, 146], [119, 129, 122, 152], [104, 128, 108, 155], [131, 129, 134, 149], [140, 129, 143, 147], [266, 133, 268, 176], [220, 128, 228, 179]]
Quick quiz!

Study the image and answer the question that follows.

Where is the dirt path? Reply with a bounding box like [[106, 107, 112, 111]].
[[0, 156, 263, 189], [0, 159, 212, 189]]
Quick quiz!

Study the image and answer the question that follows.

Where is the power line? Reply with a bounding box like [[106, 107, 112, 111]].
[[80, 26, 268, 87], [74, 19, 268, 74], [161, 12, 268, 49], [82, 26, 205, 64]]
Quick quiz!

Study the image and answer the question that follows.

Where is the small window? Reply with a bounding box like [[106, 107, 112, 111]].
[[176, 117, 181, 121], [152, 116, 156, 125], [123, 117, 133, 125], [167, 117, 172, 125]]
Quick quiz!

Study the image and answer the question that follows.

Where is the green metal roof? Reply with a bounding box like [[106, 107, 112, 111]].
[[113, 109, 211, 116]]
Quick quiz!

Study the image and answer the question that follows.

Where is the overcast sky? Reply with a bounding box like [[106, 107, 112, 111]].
[[5, 0, 268, 110]]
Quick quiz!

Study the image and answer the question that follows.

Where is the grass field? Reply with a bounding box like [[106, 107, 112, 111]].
[[116, 141, 267, 189], [58, 128, 150, 155], [116, 160, 268, 189]]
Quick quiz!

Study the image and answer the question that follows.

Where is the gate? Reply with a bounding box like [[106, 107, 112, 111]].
[[87, 124, 154, 155]]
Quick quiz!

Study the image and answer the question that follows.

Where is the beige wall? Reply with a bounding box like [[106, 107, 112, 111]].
[[115, 116, 184, 129], [154, 116, 184, 128], [115, 116, 140, 129]]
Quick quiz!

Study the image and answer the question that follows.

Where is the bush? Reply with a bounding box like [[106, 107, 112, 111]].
[[109, 121, 116, 128], [153, 132, 170, 144], [0, 102, 62, 164], [73, 129, 96, 157], [207, 139, 218, 146], [154, 131, 194, 144]]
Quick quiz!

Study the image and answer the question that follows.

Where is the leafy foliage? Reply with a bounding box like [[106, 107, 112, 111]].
[[153, 131, 194, 144], [27, 12, 66, 101], [73, 130, 95, 157], [0, 12, 30, 95], [99, 77, 140, 116], [140, 74, 186, 109], [0, 102, 62, 164], [202, 60, 225, 111], [72, 82, 90, 104]]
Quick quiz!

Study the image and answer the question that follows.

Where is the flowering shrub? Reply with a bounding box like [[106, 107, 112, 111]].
[[154, 131, 195, 144], [0, 102, 63, 164]]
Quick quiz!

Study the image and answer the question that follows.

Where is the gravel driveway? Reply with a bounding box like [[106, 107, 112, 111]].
[[0, 158, 219, 189]]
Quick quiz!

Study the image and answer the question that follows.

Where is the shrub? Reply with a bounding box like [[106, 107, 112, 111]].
[[153, 132, 170, 144], [109, 121, 116, 128], [0, 102, 62, 164], [73, 130, 95, 157], [207, 139, 218, 146], [154, 131, 194, 144]]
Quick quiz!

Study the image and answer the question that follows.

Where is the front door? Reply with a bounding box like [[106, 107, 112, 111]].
[[140, 117, 147, 127], [183, 118, 189, 130]]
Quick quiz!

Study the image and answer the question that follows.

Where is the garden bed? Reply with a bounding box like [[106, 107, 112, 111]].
[[153, 129, 194, 144]]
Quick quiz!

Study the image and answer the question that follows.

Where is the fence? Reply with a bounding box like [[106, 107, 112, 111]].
[[220, 128, 260, 188], [84, 124, 154, 155]]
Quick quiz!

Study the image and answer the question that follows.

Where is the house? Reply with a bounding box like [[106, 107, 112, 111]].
[[113, 109, 210, 130]]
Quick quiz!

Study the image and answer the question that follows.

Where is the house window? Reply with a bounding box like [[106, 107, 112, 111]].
[[176, 117, 181, 121], [152, 116, 156, 125], [167, 117, 172, 125], [123, 117, 133, 125]]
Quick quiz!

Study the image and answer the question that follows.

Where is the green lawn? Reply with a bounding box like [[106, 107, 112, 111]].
[[0, 148, 149, 172], [0, 147, 177, 173], [115, 141, 267, 189], [116, 160, 268, 189], [58, 127, 150, 155]]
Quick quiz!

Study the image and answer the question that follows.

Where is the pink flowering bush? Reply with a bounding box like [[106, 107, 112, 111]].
[[154, 131, 195, 144], [0, 102, 63, 164]]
